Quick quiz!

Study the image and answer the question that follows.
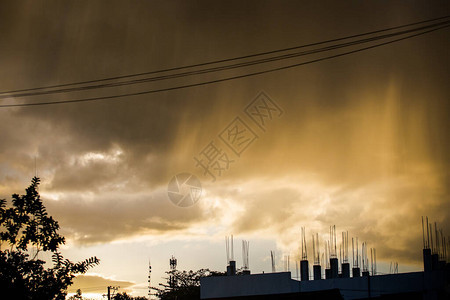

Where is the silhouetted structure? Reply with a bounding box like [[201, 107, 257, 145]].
[[169, 256, 177, 288], [201, 219, 449, 299]]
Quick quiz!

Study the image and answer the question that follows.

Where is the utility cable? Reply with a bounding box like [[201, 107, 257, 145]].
[[0, 24, 448, 108], [1, 19, 448, 99], [0, 15, 448, 96]]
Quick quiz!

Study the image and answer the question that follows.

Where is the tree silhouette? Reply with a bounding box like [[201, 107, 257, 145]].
[[153, 268, 226, 300], [68, 289, 83, 299], [0, 177, 100, 300], [112, 292, 147, 300]]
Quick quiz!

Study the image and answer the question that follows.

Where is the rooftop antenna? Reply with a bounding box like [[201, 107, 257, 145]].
[[359, 242, 362, 272], [362, 242, 369, 273], [301, 227, 307, 260], [312, 233, 321, 280], [225, 236, 237, 276], [343, 232, 349, 263], [374, 249, 377, 275], [340, 231, 350, 278], [441, 233, 446, 261], [225, 235, 235, 264], [447, 236, 450, 262], [370, 248, 377, 276], [351, 237, 361, 277], [357, 237, 359, 268], [270, 251, 276, 273], [430, 223, 434, 254], [334, 226, 337, 258], [352, 238, 358, 267], [284, 254, 290, 272], [313, 233, 320, 265], [442, 236, 446, 261], [232, 235, 234, 261], [329, 227, 331, 256], [300, 227, 310, 281], [226, 236, 230, 264], [448, 236, 450, 262], [362, 242, 365, 272], [324, 244, 331, 279], [242, 240, 250, 270], [329, 226, 332, 257], [422, 216, 427, 248], [317, 233, 321, 265], [426, 217, 430, 249], [389, 262, 398, 274], [435, 223, 439, 256], [329, 225, 337, 258], [370, 248, 373, 275], [288, 255, 290, 272], [312, 234, 316, 264]]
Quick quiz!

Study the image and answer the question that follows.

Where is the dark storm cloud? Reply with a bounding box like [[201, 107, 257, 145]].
[[0, 0, 449, 267], [0, 0, 236, 188]]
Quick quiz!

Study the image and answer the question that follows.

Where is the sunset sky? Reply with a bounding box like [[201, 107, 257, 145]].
[[0, 1, 449, 298]]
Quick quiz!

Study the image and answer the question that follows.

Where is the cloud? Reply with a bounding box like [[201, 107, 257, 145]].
[[202, 167, 448, 265], [44, 186, 211, 245], [68, 274, 135, 294], [0, 0, 449, 274]]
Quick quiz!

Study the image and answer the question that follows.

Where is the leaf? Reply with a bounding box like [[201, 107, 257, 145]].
[[0, 177, 100, 299]]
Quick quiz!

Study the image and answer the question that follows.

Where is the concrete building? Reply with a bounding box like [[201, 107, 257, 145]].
[[201, 269, 448, 299], [201, 226, 450, 300]]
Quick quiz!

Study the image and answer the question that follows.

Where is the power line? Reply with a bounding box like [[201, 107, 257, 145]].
[[0, 23, 448, 108], [1, 24, 447, 108], [2, 19, 449, 100], [1, 14, 448, 97]]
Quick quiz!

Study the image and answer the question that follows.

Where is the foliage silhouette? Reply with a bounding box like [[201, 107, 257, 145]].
[[152, 268, 226, 300], [68, 289, 83, 299], [0, 177, 100, 300], [112, 292, 147, 300]]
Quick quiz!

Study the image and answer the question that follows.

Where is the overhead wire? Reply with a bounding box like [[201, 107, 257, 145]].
[[0, 21, 449, 107], [1, 19, 449, 100], [0, 14, 448, 97]]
